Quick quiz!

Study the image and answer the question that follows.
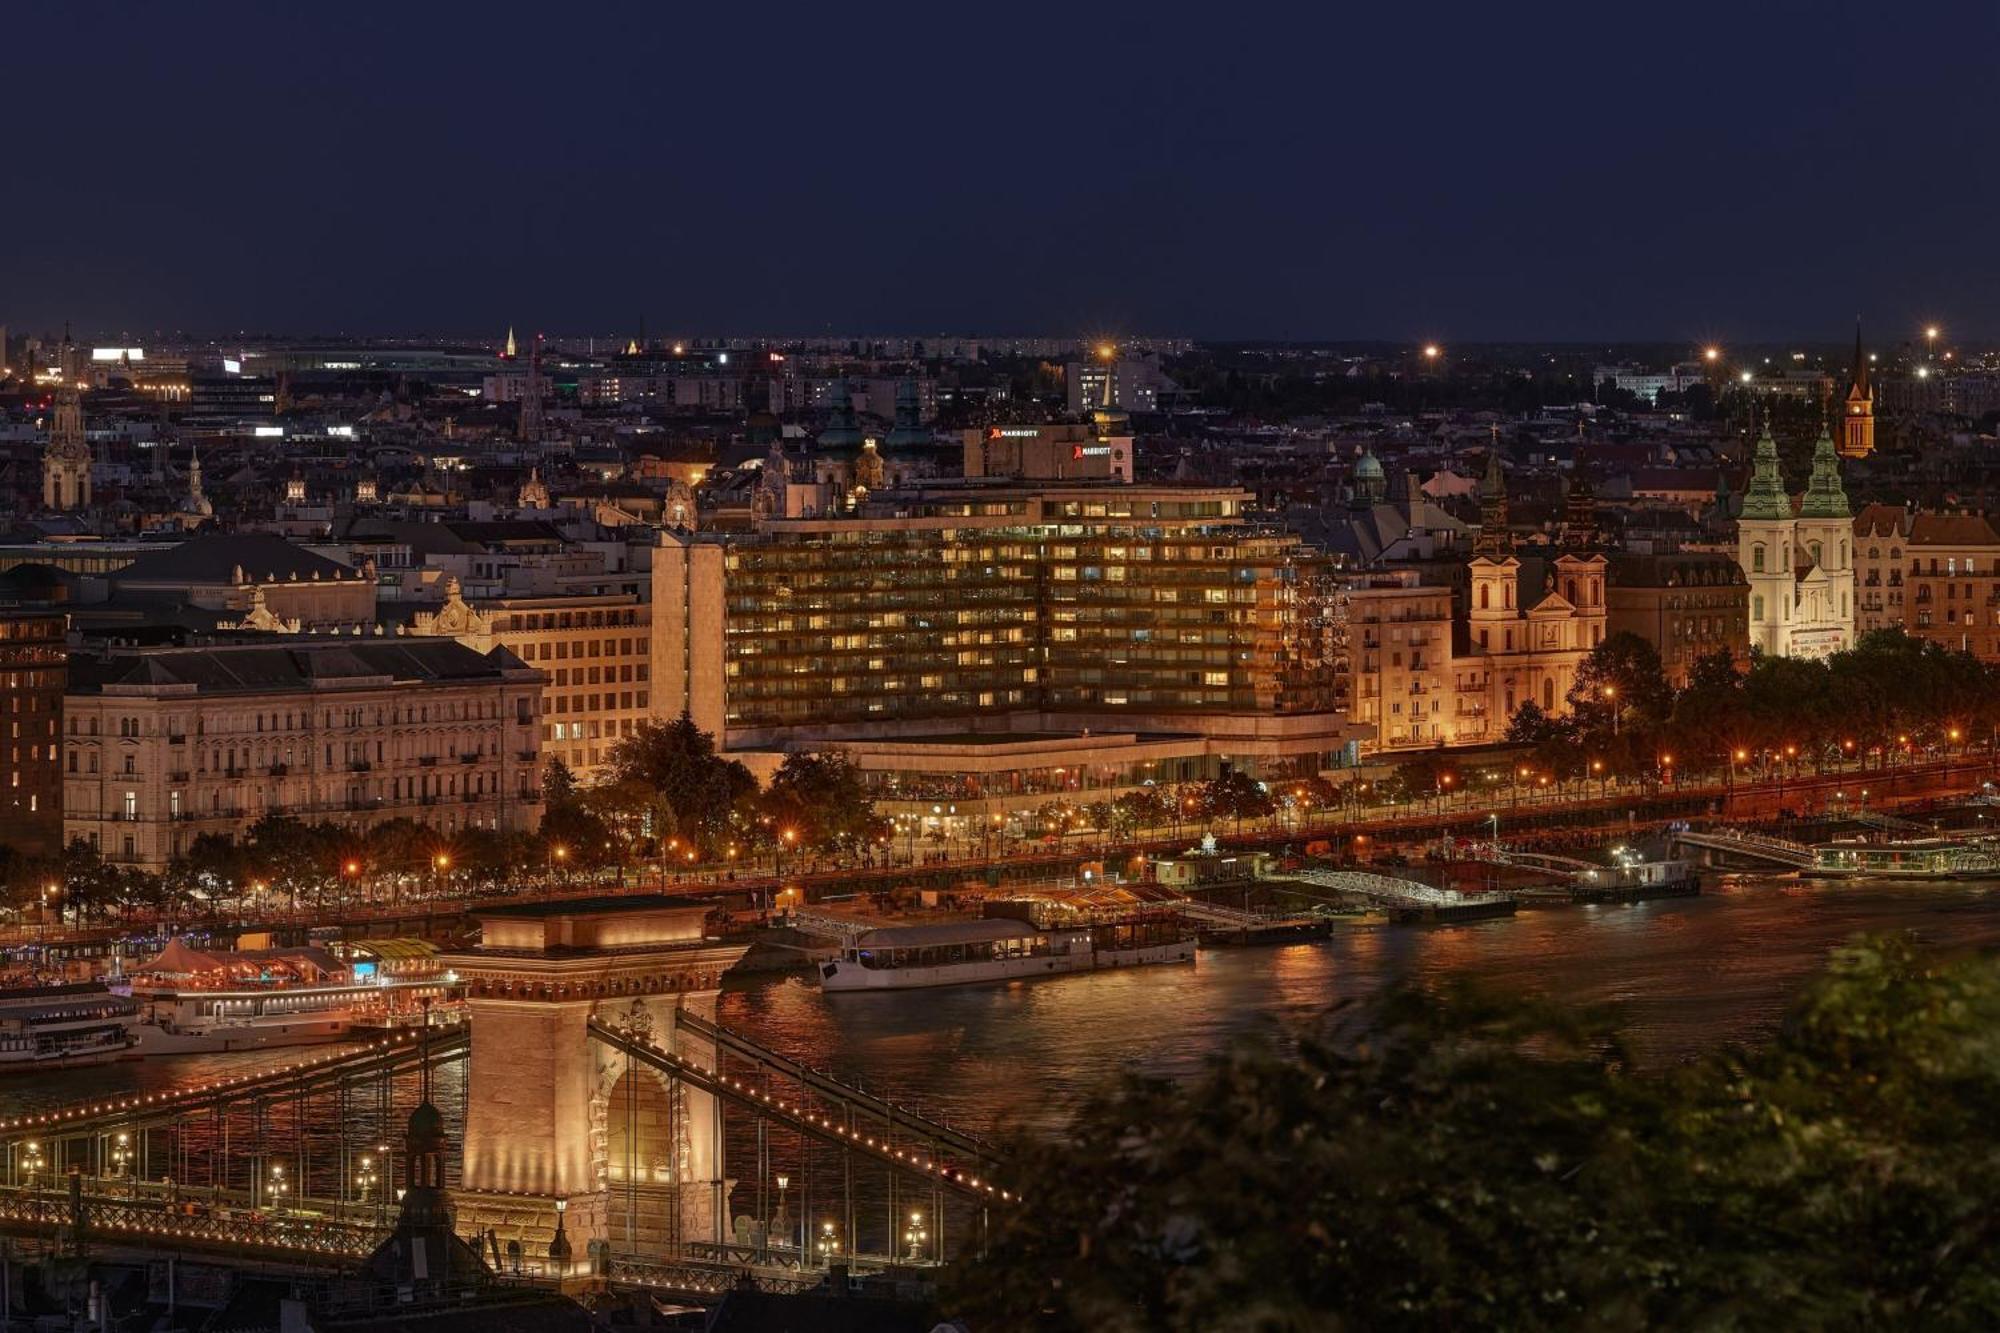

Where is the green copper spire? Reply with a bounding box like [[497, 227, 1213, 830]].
[[1798, 427, 1851, 519], [1738, 423, 1791, 521]]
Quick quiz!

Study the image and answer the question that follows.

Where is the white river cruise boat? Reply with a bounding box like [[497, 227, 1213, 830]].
[[1810, 837, 2000, 881], [122, 938, 451, 1056], [818, 915, 1195, 993], [0, 981, 137, 1070]]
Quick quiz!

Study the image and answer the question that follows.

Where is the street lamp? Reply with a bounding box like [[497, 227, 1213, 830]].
[[549, 1196, 572, 1268], [905, 1209, 928, 1262], [268, 1162, 289, 1214], [817, 1219, 840, 1267], [774, 1173, 790, 1251]]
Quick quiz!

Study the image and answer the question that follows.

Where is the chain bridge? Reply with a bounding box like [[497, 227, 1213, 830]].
[[0, 896, 1009, 1300]]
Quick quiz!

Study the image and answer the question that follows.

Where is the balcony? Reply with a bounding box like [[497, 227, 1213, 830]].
[[167, 733, 186, 745], [269, 763, 289, 777], [168, 771, 189, 784], [516, 751, 537, 762], [459, 753, 480, 764], [348, 760, 372, 773], [418, 756, 438, 768]]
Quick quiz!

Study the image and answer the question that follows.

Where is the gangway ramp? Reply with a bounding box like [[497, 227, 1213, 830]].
[[1669, 828, 1814, 869], [1290, 867, 1512, 909]]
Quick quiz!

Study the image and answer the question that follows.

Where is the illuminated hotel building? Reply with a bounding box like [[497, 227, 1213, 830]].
[[652, 483, 1354, 830]]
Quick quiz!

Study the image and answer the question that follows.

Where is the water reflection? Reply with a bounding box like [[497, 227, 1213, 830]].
[[718, 876, 2000, 1133]]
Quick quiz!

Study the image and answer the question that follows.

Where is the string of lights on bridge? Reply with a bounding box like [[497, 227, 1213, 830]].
[[605, 1023, 1019, 1205], [0, 1024, 456, 1135]]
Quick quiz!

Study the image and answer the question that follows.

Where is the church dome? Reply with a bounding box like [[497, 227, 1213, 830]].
[[407, 1098, 445, 1148], [1353, 450, 1385, 482]]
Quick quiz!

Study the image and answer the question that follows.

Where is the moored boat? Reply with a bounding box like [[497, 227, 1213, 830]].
[[1810, 837, 2000, 880], [819, 914, 1195, 993], [0, 981, 137, 1071]]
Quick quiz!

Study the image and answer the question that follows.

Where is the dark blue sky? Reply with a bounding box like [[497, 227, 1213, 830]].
[[8, 1, 1996, 342]]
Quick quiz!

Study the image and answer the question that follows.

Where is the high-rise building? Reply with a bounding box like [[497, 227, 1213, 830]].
[[0, 613, 66, 858], [1064, 355, 1171, 414], [650, 483, 1353, 833]]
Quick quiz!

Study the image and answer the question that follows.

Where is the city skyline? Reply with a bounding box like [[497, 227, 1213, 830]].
[[9, 3, 1999, 340]]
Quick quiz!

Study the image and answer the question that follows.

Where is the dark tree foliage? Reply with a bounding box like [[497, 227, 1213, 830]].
[[604, 712, 757, 857], [947, 936, 2000, 1331], [759, 751, 883, 854]]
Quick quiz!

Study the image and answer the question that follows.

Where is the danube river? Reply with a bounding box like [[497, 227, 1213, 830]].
[[3, 876, 2000, 1136], [715, 874, 2000, 1133]]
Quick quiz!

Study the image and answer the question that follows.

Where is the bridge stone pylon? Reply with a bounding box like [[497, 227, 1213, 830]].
[[438, 895, 750, 1264]]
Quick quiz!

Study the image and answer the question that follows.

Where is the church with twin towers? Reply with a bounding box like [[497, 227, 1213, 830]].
[[1733, 328, 1870, 659]]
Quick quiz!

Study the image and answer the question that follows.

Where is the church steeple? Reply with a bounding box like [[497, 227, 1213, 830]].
[[503, 326, 517, 360], [1800, 427, 1851, 520], [1739, 422, 1791, 521], [42, 327, 91, 512], [1560, 468, 1597, 549], [1474, 431, 1511, 557], [1839, 320, 1874, 459]]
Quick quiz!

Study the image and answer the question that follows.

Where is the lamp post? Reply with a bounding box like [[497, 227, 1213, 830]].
[[549, 1196, 572, 1271], [773, 1173, 790, 1254], [904, 1209, 928, 1263], [817, 1219, 840, 1268], [356, 1153, 377, 1202]]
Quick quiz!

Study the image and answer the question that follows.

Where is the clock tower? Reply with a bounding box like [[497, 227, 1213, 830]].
[[1839, 321, 1874, 460]]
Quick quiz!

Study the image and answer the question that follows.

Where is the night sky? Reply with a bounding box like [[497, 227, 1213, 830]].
[[8, 2, 1997, 342]]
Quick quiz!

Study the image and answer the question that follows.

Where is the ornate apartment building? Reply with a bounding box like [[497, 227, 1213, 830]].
[[64, 640, 544, 870]]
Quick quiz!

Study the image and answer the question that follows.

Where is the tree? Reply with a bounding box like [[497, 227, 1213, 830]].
[[1193, 771, 1276, 831], [759, 751, 882, 854], [946, 936, 2000, 1330], [541, 755, 578, 808], [1567, 632, 1672, 733], [605, 713, 756, 857]]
